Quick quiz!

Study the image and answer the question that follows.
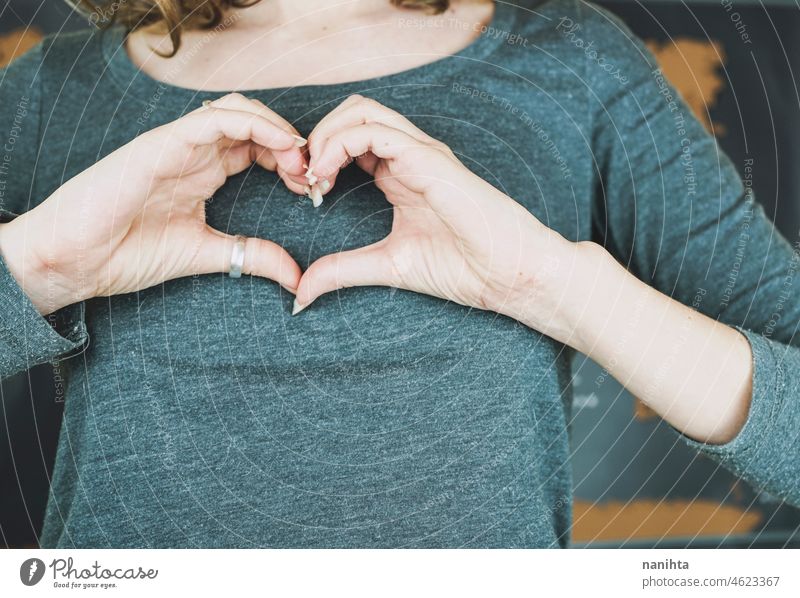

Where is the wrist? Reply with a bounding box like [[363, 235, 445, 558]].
[[553, 241, 649, 356], [558, 241, 631, 353], [504, 238, 626, 352], [0, 218, 84, 315]]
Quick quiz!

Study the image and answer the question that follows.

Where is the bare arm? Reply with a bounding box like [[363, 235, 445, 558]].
[[519, 241, 754, 445], [292, 90, 800, 510]]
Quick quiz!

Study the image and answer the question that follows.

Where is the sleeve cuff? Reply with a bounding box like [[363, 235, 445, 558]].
[[0, 247, 89, 378], [673, 326, 800, 505], [678, 326, 780, 460]]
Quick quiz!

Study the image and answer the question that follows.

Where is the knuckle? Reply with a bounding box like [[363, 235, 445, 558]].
[[430, 140, 456, 159], [212, 170, 227, 188], [350, 94, 380, 110], [355, 95, 379, 111]]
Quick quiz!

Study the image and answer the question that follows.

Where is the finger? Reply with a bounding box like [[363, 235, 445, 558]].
[[173, 106, 300, 154], [310, 122, 441, 190], [204, 94, 304, 140], [228, 95, 309, 178], [251, 143, 308, 191], [278, 167, 312, 196], [220, 140, 265, 177], [354, 152, 380, 176], [306, 95, 431, 199], [308, 95, 433, 157], [293, 242, 392, 314], [248, 145, 309, 195], [217, 142, 307, 198], [198, 95, 308, 180], [193, 228, 302, 293]]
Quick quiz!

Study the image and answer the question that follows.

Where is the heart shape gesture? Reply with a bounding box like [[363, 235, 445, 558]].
[[293, 95, 580, 340], [1, 90, 578, 343]]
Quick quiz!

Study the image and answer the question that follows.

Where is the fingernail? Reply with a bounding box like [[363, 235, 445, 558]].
[[293, 135, 307, 147], [310, 185, 324, 208], [319, 179, 331, 193], [304, 166, 318, 186], [292, 299, 308, 316]]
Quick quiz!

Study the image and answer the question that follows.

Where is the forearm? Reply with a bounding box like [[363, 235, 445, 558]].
[[517, 241, 754, 445]]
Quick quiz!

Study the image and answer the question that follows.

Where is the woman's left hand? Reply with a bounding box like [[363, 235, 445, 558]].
[[296, 97, 760, 449], [294, 95, 592, 344]]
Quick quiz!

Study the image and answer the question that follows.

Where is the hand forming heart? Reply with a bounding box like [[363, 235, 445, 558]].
[[292, 95, 582, 342], [0, 93, 309, 315]]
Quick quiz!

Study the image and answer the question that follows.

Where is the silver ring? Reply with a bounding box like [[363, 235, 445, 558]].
[[228, 235, 246, 278]]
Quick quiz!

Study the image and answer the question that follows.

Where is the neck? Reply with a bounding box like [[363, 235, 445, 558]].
[[124, 0, 493, 91]]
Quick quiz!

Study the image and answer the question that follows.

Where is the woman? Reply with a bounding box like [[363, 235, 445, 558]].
[[0, 0, 797, 548]]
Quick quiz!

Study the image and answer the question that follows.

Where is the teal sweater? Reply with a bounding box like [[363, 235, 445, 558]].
[[0, 0, 797, 548]]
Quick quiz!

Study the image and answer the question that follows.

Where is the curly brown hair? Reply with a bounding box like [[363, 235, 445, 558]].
[[69, 0, 451, 56]]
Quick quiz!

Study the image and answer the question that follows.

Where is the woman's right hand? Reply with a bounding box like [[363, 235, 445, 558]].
[[0, 93, 307, 315]]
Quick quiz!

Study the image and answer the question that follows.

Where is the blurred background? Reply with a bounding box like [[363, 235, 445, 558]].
[[1, 0, 799, 548]]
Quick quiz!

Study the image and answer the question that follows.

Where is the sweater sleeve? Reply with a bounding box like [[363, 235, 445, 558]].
[[583, 4, 800, 505], [679, 326, 800, 503], [0, 42, 88, 379]]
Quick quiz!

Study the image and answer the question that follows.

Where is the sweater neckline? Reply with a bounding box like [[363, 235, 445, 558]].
[[101, 2, 519, 107]]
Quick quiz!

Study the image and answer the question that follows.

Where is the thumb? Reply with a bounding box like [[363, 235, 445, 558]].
[[294, 243, 391, 314], [193, 229, 302, 293]]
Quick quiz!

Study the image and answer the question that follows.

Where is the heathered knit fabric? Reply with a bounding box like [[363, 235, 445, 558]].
[[0, 0, 797, 548]]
